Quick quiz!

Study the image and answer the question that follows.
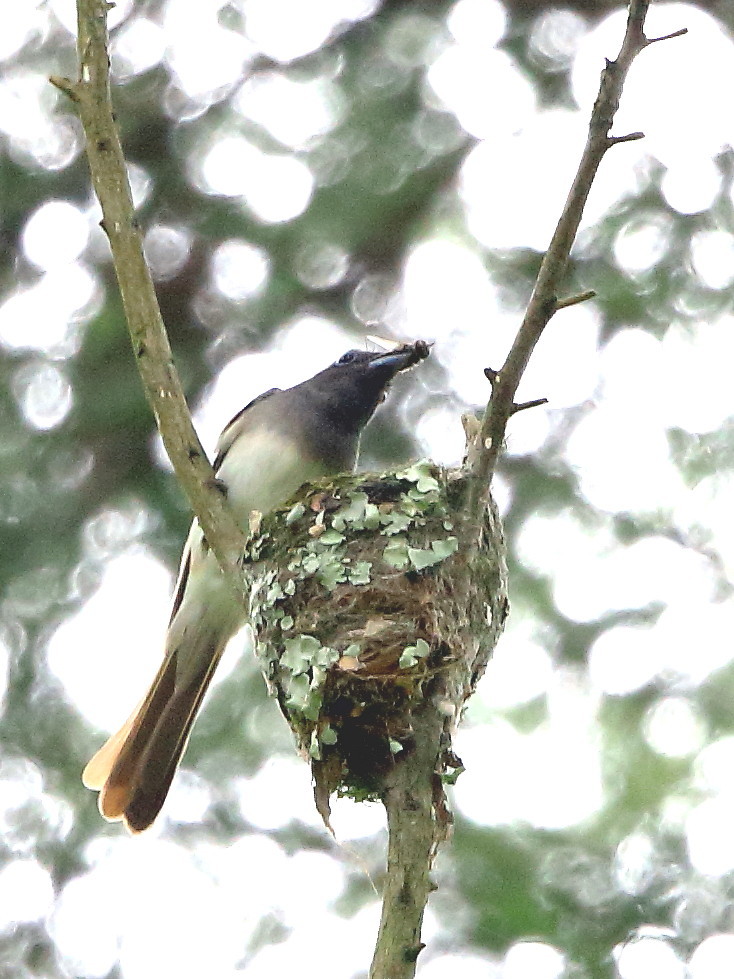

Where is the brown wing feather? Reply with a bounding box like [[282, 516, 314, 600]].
[[121, 639, 225, 832], [168, 545, 191, 627], [92, 646, 181, 821], [82, 697, 146, 790], [88, 632, 227, 832]]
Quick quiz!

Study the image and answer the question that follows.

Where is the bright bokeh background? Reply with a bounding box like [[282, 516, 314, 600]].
[[2, 0, 734, 977]]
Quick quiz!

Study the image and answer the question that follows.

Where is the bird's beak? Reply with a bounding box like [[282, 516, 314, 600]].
[[368, 350, 415, 372], [367, 342, 430, 374]]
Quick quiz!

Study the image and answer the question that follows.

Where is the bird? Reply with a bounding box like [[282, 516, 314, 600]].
[[82, 342, 429, 833]]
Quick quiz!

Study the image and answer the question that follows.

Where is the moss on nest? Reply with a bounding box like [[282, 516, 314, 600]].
[[244, 460, 508, 821]]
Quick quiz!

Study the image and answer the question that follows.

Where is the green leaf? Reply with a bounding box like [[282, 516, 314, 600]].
[[332, 492, 368, 530], [282, 634, 321, 674], [266, 582, 284, 604], [348, 560, 372, 584], [398, 459, 440, 493], [431, 536, 458, 560], [301, 553, 321, 574], [408, 536, 458, 570], [285, 502, 306, 525], [319, 528, 344, 545], [407, 547, 441, 570], [414, 638, 430, 658], [314, 646, 339, 668], [320, 725, 338, 745], [317, 555, 347, 591], [380, 510, 413, 535], [399, 639, 430, 668], [286, 673, 311, 710], [383, 538, 409, 568]]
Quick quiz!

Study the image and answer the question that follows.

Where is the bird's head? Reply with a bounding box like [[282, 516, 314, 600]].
[[315, 341, 430, 433]]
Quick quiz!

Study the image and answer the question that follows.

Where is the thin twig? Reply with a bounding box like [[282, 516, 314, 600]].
[[463, 0, 686, 539], [556, 289, 597, 309], [647, 27, 688, 44], [511, 397, 549, 415], [58, 0, 249, 598]]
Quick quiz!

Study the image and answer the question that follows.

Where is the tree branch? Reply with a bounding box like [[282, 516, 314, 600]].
[[376, 3, 683, 969], [52, 2, 685, 976], [462, 0, 686, 538], [369, 701, 449, 979], [52, 0, 249, 597]]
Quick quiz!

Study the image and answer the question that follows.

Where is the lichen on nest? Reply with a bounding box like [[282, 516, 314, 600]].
[[244, 459, 508, 822]]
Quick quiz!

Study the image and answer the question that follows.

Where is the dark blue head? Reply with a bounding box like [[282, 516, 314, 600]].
[[322, 345, 427, 429], [274, 341, 429, 470], [287, 342, 428, 449]]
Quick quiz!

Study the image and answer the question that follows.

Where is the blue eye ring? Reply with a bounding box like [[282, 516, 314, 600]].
[[337, 351, 358, 365]]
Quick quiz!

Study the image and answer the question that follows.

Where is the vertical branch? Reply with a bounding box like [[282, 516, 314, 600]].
[[369, 705, 447, 979], [51, 0, 249, 594], [462, 0, 687, 538], [370, 2, 686, 973]]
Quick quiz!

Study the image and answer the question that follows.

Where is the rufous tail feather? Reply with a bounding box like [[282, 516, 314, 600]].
[[82, 636, 226, 833]]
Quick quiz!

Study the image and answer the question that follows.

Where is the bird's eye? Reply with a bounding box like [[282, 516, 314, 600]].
[[337, 351, 358, 365]]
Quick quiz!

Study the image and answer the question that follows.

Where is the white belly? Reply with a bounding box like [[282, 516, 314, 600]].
[[216, 428, 328, 524]]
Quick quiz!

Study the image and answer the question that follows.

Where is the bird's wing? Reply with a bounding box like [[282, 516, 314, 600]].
[[212, 388, 281, 472], [166, 388, 282, 625]]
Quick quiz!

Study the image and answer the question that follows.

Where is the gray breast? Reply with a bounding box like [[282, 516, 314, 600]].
[[270, 388, 361, 473]]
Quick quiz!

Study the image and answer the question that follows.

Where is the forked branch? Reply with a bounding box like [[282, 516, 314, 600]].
[[463, 0, 687, 538]]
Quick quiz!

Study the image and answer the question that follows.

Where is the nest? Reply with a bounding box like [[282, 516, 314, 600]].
[[245, 461, 508, 823]]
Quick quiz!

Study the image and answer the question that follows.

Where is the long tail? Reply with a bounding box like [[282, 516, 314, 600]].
[[82, 633, 227, 833]]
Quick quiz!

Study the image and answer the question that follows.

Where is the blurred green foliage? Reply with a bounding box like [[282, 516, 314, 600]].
[[2, 2, 734, 977]]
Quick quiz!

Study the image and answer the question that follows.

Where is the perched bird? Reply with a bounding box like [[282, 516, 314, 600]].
[[83, 343, 429, 832]]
